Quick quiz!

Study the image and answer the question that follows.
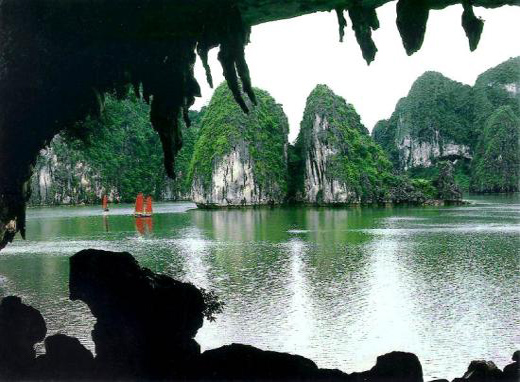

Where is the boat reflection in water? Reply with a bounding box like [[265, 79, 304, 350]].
[[135, 217, 153, 236], [103, 215, 110, 233]]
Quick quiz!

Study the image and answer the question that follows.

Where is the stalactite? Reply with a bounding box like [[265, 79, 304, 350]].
[[182, 106, 191, 128], [132, 81, 141, 99], [215, 5, 256, 113], [462, 0, 484, 51], [396, 0, 429, 56], [143, 41, 200, 178], [235, 46, 257, 107], [335, 8, 347, 43], [197, 45, 215, 88], [143, 84, 151, 104], [348, 4, 379, 64], [150, 95, 182, 179], [218, 45, 250, 113]]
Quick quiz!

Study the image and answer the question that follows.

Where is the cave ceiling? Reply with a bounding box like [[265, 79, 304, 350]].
[[0, 0, 518, 249]]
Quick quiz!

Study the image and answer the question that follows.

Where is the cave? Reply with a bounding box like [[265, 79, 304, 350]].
[[0, 0, 519, 380]]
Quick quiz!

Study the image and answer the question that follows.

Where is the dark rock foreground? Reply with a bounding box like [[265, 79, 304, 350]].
[[0, 249, 518, 381]]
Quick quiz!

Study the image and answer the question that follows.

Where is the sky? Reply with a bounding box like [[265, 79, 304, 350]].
[[192, 3, 520, 141]]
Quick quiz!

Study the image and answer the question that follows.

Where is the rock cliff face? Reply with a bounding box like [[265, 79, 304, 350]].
[[191, 145, 274, 206], [293, 84, 393, 204], [302, 113, 360, 204], [29, 136, 112, 205], [189, 84, 289, 207], [396, 130, 472, 171], [373, 57, 520, 192], [373, 71, 475, 172], [470, 106, 520, 193], [28, 96, 201, 206], [29, 137, 188, 205]]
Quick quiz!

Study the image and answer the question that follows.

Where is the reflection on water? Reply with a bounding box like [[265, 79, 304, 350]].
[[0, 197, 519, 380], [286, 239, 313, 351], [135, 217, 153, 236]]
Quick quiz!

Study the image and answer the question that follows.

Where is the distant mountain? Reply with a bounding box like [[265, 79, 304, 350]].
[[372, 71, 475, 172], [372, 57, 520, 192], [470, 106, 520, 193], [289, 84, 458, 204], [473, 57, 520, 128], [30, 80, 470, 207]]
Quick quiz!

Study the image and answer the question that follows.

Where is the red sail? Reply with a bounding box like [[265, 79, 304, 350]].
[[102, 195, 108, 211], [145, 196, 153, 215], [135, 193, 144, 215]]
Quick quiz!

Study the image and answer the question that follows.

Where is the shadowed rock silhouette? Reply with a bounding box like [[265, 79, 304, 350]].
[[501, 351, 520, 381], [0, 249, 518, 381], [34, 333, 95, 379], [69, 249, 205, 379], [0, 295, 46, 379], [196, 343, 347, 381], [349, 352, 423, 382]]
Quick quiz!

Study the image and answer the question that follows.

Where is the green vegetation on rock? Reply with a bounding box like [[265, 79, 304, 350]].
[[73, 94, 168, 202], [372, 71, 475, 169], [373, 57, 520, 193], [433, 161, 462, 201], [372, 119, 400, 169], [292, 84, 445, 204], [406, 161, 472, 194], [30, 94, 202, 205], [189, 83, 289, 202], [473, 57, 520, 129], [470, 106, 520, 193], [293, 84, 393, 202]]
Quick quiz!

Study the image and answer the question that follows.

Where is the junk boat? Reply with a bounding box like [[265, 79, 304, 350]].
[[134, 193, 153, 217], [102, 195, 109, 212]]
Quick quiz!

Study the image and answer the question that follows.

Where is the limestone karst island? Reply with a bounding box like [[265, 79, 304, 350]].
[[0, 1, 519, 382], [30, 58, 519, 208]]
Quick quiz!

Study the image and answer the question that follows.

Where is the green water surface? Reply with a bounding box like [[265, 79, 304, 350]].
[[0, 194, 518, 380]]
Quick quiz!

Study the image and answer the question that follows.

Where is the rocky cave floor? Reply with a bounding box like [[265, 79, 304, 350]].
[[0, 248, 518, 381]]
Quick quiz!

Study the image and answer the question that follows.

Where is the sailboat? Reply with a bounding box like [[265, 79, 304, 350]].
[[145, 196, 153, 216], [134, 193, 153, 217], [102, 195, 109, 212]]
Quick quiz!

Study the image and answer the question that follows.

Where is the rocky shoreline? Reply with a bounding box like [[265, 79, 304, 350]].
[[1, 249, 517, 381], [27, 195, 471, 210], [195, 199, 470, 209]]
